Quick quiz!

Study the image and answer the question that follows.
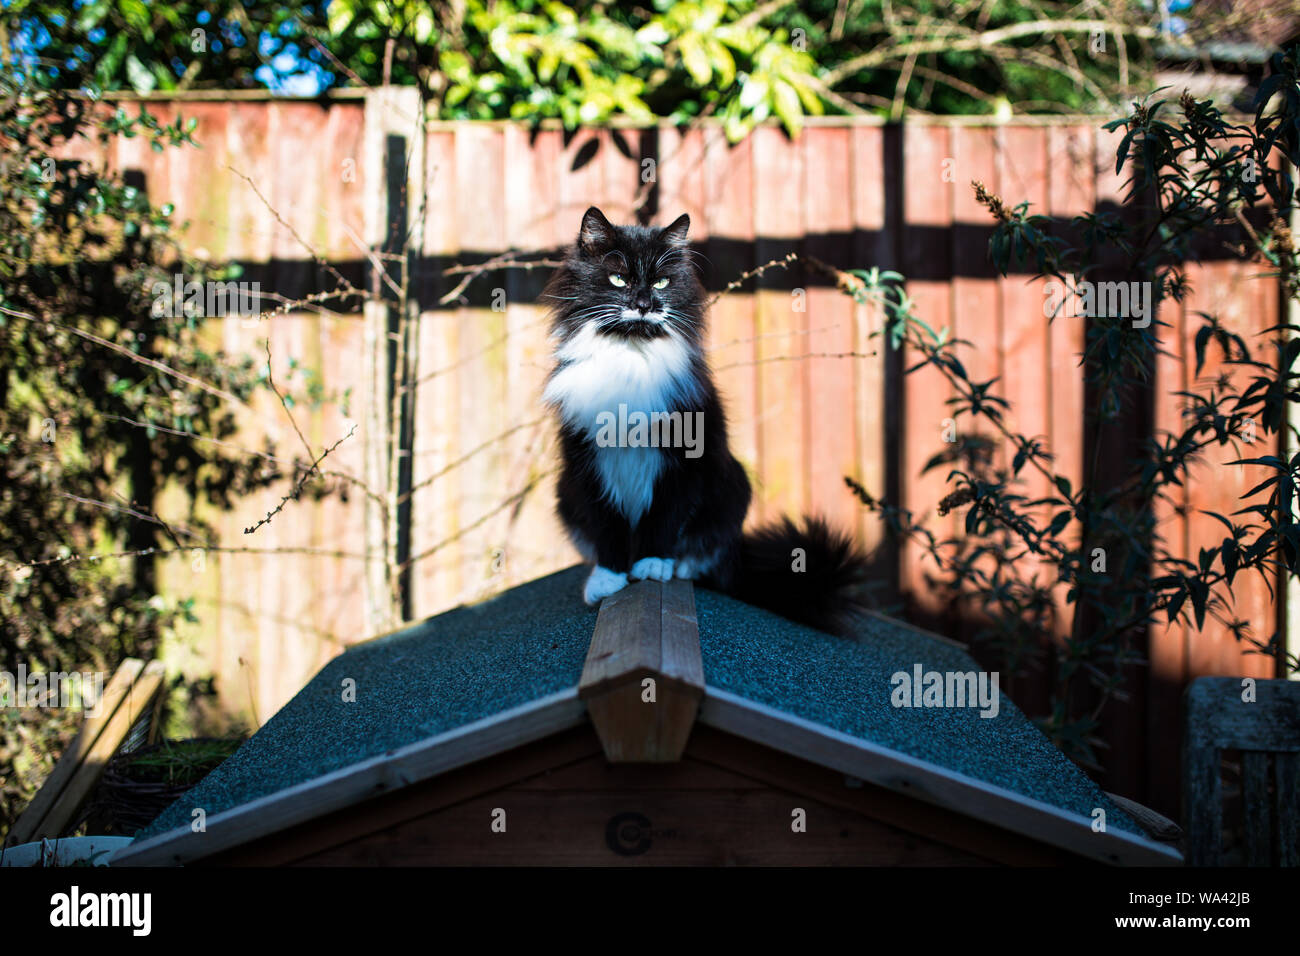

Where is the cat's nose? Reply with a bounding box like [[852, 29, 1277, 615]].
[[634, 292, 653, 312]]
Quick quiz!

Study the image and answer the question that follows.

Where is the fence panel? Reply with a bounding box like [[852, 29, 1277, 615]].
[[75, 96, 1282, 815]]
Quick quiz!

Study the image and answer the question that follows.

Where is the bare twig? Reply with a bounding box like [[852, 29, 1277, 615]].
[[1, 306, 250, 410], [308, 35, 368, 88], [399, 417, 546, 505], [229, 165, 362, 299], [706, 253, 800, 306], [400, 466, 557, 570], [713, 349, 880, 372], [100, 413, 384, 508], [243, 424, 357, 535], [264, 339, 315, 463], [822, 18, 1159, 86], [3, 544, 375, 570], [438, 252, 565, 305], [56, 492, 201, 541]]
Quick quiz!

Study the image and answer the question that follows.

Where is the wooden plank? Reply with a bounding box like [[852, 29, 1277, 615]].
[[6, 659, 145, 846], [752, 125, 807, 521], [1185, 676, 1300, 751], [1045, 124, 1092, 573], [949, 125, 1000, 654], [996, 125, 1051, 499], [295, 772, 989, 866], [312, 97, 369, 665], [950, 125, 1000, 465], [1182, 737, 1223, 866], [173, 101, 232, 256], [659, 580, 704, 689], [1177, 245, 1279, 682], [848, 124, 889, 553], [1145, 139, 1189, 819], [899, 124, 954, 624], [454, 123, 509, 608], [359, 87, 413, 634], [579, 580, 704, 762], [1241, 751, 1270, 866], [688, 724, 1072, 865], [512, 749, 745, 791], [1275, 752, 1298, 867], [995, 128, 1052, 712], [802, 126, 859, 536], [35, 661, 165, 841], [700, 686, 1182, 865], [701, 128, 759, 516], [204, 727, 604, 866], [579, 581, 662, 693], [656, 124, 709, 229], [1183, 677, 1300, 865], [410, 126, 462, 615], [299, 785, 982, 868], [500, 123, 565, 592]]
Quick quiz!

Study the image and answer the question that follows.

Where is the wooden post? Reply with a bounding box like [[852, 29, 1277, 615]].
[[361, 85, 424, 634], [6, 659, 166, 845], [1184, 677, 1300, 866], [578, 580, 704, 762]]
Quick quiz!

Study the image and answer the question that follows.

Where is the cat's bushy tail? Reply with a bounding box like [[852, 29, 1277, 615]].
[[722, 515, 868, 636]]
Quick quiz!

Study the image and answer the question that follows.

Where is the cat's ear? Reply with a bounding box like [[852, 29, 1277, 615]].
[[661, 213, 690, 247], [578, 206, 614, 254]]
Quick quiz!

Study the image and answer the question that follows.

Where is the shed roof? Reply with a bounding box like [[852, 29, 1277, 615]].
[[136, 565, 597, 842], [122, 565, 1178, 864]]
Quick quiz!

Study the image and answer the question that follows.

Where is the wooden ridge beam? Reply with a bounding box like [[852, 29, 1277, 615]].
[[578, 579, 704, 763]]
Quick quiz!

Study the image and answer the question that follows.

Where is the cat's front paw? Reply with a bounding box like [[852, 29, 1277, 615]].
[[629, 557, 675, 582], [584, 565, 629, 605]]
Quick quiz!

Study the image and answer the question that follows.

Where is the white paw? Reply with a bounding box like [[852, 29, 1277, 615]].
[[584, 566, 629, 605], [630, 557, 675, 582]]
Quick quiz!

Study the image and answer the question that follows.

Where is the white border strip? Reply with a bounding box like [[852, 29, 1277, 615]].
[[112, 689, 585, 866], [698, 688, 1182, 866]]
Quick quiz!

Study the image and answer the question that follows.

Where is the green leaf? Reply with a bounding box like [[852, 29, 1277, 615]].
[[679, 35, 712, 86], [125, 55, 157, 95], [771, 80, 802, 137]]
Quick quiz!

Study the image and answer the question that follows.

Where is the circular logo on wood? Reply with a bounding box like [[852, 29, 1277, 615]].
[[606, 812, 653, 856]]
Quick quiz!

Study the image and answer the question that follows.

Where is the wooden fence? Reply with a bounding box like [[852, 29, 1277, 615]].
[[78, 91, 1284, 818]]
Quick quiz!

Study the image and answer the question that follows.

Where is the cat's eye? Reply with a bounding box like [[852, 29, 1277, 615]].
[[653, 277, 670, 290], [608, 273, 627, 287]]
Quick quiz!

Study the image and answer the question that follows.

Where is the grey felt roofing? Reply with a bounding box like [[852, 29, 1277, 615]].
[[692, 588, 1142, 837], [136, 564, 1140, 841], [137, 565, 597, 840]]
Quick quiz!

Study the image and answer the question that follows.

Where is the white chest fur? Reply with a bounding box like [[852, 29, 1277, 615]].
[[544, 325, 696, 523]]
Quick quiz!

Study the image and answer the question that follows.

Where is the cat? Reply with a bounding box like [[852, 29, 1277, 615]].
[[542, 206, 867, 634]]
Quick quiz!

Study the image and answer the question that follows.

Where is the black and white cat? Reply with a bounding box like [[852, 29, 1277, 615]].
[[543, 206, 866, 634]]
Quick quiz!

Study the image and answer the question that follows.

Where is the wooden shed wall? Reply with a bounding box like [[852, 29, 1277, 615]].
[[199, 726, 1080, 866]]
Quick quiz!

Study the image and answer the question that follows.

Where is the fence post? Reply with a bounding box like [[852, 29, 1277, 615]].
[[362, 85, 424, 635]]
